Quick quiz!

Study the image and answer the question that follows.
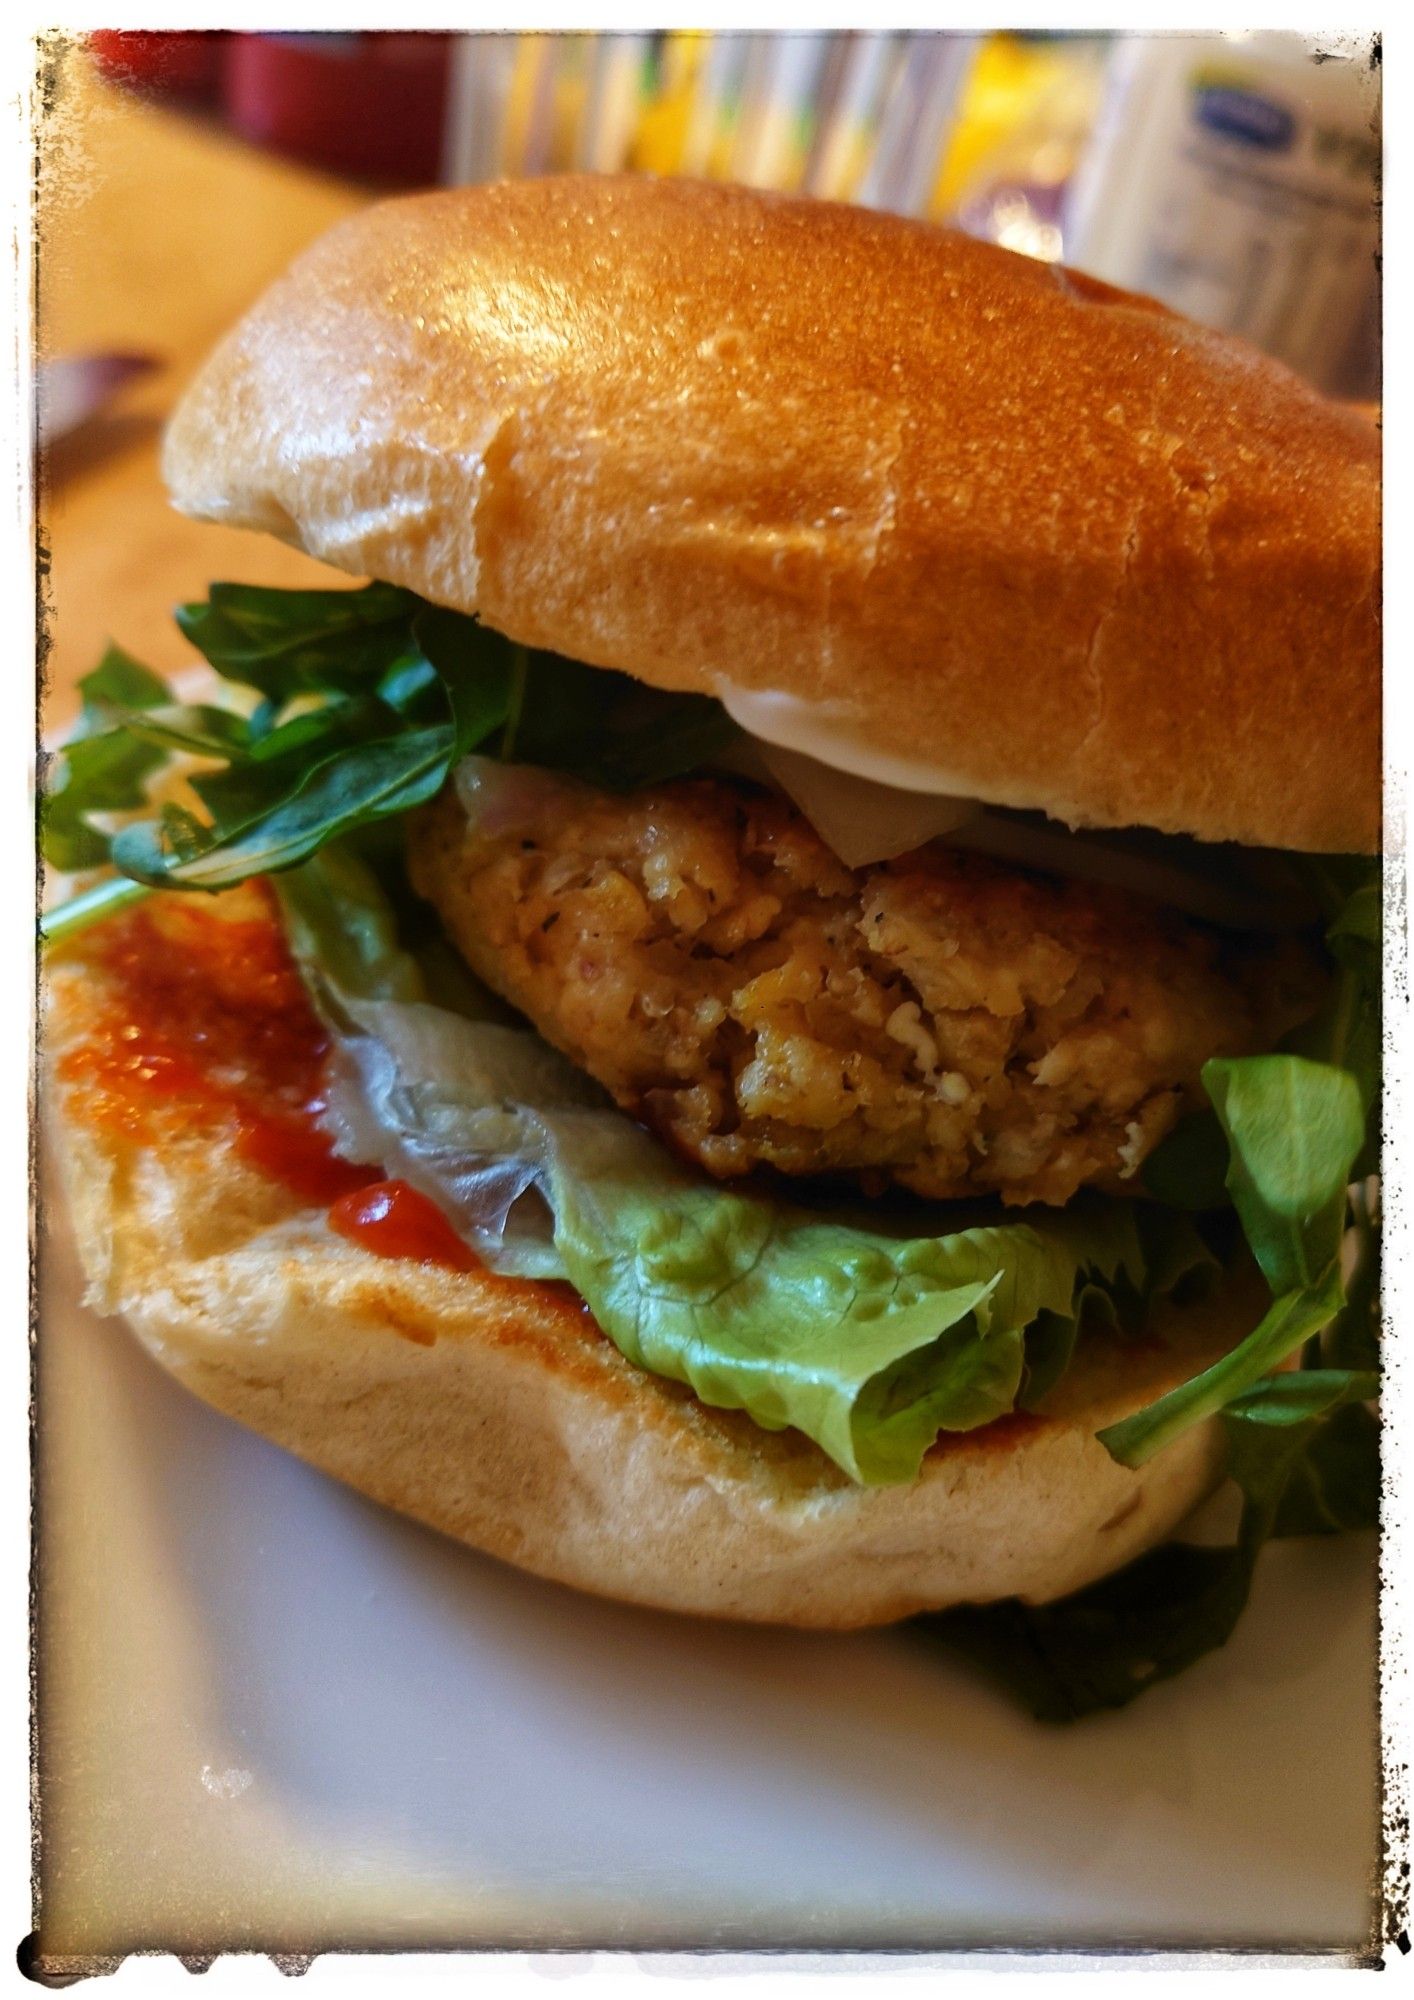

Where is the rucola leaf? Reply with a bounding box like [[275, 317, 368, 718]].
[[41, 646, 171, 871], [42, 585, 743, 931], [919, 1367, 1378, 1720], [1103, 862, 1380, 1466], [176, 580, 417, 698]]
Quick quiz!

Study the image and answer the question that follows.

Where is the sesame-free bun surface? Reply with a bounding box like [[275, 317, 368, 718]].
[[163, 175, 1380, 855], [46, 946, 1253, 1629]]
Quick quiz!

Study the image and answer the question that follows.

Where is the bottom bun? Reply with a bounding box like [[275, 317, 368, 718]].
[[45, 945, 1251, 1630]]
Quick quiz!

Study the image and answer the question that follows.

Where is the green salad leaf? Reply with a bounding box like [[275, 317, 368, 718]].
[[41, 586, 743, 942], [1202, 1054, 1364, 1294], [541, 1144, 1151, 1486], [41, 646, 171, 872], [39, 575, 1383, 1709], [105, 596, 518, 894], [279, 848, 1205, 1486], [41, 584, 1381, 1491], [176, 579, 418, 698], [1102, 863, 1381, 1467], [918, 1365, 1378, 1721]]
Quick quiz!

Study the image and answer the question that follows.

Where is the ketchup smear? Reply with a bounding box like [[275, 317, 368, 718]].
[[59, 892, 485, 1275], [329, 1178, 480, 1274]]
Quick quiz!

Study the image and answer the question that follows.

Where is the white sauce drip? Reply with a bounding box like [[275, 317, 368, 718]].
[[712, 683, 1310, 931], [717, 684, 985, 799]]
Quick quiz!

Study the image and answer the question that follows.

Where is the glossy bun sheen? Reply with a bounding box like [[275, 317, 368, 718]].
[[163, 175, 1380, 853]]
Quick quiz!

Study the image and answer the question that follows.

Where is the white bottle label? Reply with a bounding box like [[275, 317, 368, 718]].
[[1064, 38, 1380, 395], [1137, 59, 1378, 384]]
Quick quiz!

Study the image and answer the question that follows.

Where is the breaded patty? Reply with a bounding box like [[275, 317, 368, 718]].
[[409, 764, 1316, 1206]]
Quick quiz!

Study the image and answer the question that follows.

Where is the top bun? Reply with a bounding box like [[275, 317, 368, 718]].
[[163, 175, 1380, 854]]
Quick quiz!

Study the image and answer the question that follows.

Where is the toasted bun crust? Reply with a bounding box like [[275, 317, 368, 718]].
[[45, 951, 1255, 1629], [162, 175, 1380, 854]]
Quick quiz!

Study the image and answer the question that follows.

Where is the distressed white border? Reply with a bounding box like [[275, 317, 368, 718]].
[[5, 9, 37, 1990], [12, 4, 1402, 1989], [1378, 14, 1410, 1981]]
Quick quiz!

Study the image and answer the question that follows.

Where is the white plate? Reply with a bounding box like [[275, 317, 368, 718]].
[[36, 1164, 1380, 1962]]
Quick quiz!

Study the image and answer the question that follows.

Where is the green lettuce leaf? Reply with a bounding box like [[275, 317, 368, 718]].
[[279, 849, 1202, 1487], [918, 1365, 1378, 1721], [41, 587, 1381, 1495], [542, 1140, 1151, 1485]]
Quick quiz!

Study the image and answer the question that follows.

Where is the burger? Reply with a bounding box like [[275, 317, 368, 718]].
[[41, 178, 1380, 1674]]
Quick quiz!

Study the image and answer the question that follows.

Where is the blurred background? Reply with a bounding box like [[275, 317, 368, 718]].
[[79, 27, 1383, 392], [37, 29, 1381, 709]]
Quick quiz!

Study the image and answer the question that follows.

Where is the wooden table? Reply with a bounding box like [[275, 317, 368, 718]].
[[39, 51, 369, 725]]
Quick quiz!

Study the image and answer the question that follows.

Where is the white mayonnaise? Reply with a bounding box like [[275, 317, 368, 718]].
[[712, 682, 1310, 930], [717, 684, 983, 799]]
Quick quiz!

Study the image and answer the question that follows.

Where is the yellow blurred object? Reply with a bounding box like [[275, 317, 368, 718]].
[[631, 32, 704, 173], [930, 33, 1100, 223], [448, 31, 1004, 227], [932, 35, 1036, 213], [498, 34, 547, 175]]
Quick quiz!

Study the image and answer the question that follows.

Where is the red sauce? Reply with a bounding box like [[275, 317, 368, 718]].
[[58, 890, 377, 1206], [57, 892, 596, 1316], [329, 1178, 481, 1274]]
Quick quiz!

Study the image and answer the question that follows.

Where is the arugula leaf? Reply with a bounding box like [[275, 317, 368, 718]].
[[1099, 1269, 1347, 1466], [1203, 1054, 1364, 1295], [1272, 1399, 1380, 1535], [111, 726, 466, 889], [75, 646, 171, 709], [1223, 1365, 1379, 1517], [917, 1366, 1377, 1721], [41, 585, 747, 940], [40, 872, 153, 946], [176, 580, 417, 698], [41, 646, 170, 871], [488, 647, 739, 788], [1103, 863, 1381, 1467], [85, 700, 255, 762], [47, 602, 520, 897], [1139, 1108, 1231, 1211]]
